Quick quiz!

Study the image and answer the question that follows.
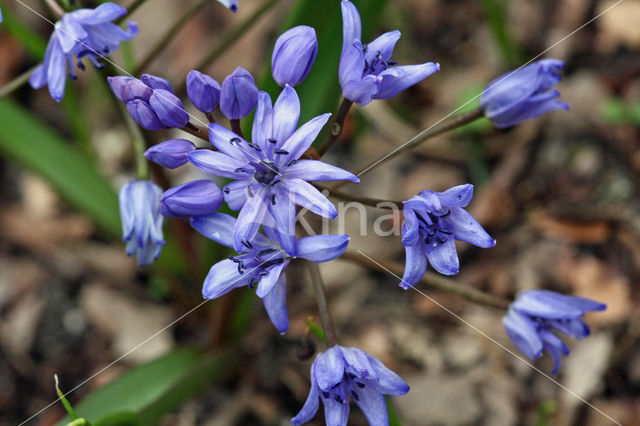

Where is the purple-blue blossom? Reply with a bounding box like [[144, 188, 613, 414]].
[[29, 3, 138, 102], [292, 345, 409, 426], [190, 213, 349, 334], [144, 139, 196, 169], [187, 86, 359, 255], [219, 67, 259, 120], [160, 180, 223, 218], [187, 70, 222, 114], [339, 0, 439, 106], [401, 184, 495, 288], [272, 25, 318, 87], [480, 59, 570, 128], [503, 290, 606, 374], [119, 179, 165, 266]]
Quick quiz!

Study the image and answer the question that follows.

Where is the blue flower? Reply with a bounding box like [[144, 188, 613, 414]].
[[160, 180, 223, 218], [219, 67, 259, 120], [119, 179, 165, 266], [339, 0, 439, 106], [216, 0, 238, 13], [503, 290, 606, 374], [190, 213, 349, 334], [187, 70, 222, 114], [401, 184, 495, 288], [29, 3, 138, 102], [272, 25, 318, 87], [480, 59, 570, 128], [187, 86, 359, 255], [292, 345, 409, 426]]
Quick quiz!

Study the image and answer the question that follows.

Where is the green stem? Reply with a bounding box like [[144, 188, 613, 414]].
[[317, 98, 353, 156], [121, 103, 150, 180], [133, 0, 210, 76], [315, 184, 402, 209], [0, 65, 38, 100], [306, 261, 338, 346], [176, 0, 281, 93], [340, 251, 510, 310]]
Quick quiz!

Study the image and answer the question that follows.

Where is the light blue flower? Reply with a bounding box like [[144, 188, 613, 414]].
[[480, 59, 570, 128], [119, 180, 165, 266], [503, 290, 606, 374], [292, 345, 409, 426], [29, 3, 138, 101]]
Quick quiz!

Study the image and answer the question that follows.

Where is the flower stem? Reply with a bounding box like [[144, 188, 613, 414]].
[[306, 261, 338, 347], [181, 122, 210, 141], [333, 108, 484, 189], [230, 119, 244, 139], [317, 98, 353, 157], [120, 103, 150, 180], [0, 65, 38, 100], [340, 251, 510, 310], [133, 0, 210, 76], [315, 184, 402, 209], [44, 0, 65, 18], [176, 0, 281, 93]]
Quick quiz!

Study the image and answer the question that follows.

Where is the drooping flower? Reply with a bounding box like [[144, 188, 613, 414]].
[[160, 180, 223, 218], [292, 345, 410, 426], [480, 59, 570, 128], [272, 25, 318, 87], [219, 67, 259, 120], [186, 70, 222, 114], [401, 184, 495, 288], [503, 290, 606, 374], [216, 0, 238, 13], [187, 86, 359, 255], [108, 74, 188, 130], [339, 0, 439, 106], [119, 179, 165, 266], [29, 3, 138, 102], [144, 139, 196, 169], [191, 213, 349, 334]]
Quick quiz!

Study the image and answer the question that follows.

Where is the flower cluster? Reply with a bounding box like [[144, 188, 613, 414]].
[[30, 3, 137, 102]]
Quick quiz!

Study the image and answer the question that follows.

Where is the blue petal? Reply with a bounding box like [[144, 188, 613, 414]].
[[267, 187, 297, 256], [437, 184, 474, 208], [446, 207, 496, 248], [548, 318, 590, 339], [425, 237, 459, 275], [187, 149, 250, 179], [297, 234, 349, 262], [539, 329, 570, 375], [314, 346, 345, 390], [291, 381, 320, 425], [127, 99, 165, 130], [352, 383, 388, 426], [283, 178, 337, 218], [251, 91, 273, 150], [55, 16, 87, 53], [480, 62, 546, 116], [223, 180, 250, 211], [489, 91, 569, 128], [141, 74, 174, 93], [75, 3, 126, 24], [400, 243, 427, 289], [512, 290, 597, 320], [262, 274, 289, 334], [278, 113, 331, 164], [284, 160, 359, 182], [340, 346, 375, 379], [400, 207, 420, 247], [234, 187, 269, 252], [341, 74, 380, 106], [365, 30, 401, 64], [144, 139, 195, 169], [340, 0, 362, 54], [202, 259, 250, 299], [208, 123, 250, 161], [339, 39, 366, 89], [374, 62, 440, 100], [256, 260, 287, 298], [502, 308, 543, 359], [160, 179, 222, 218], [272, 85, 300, 146], [365, 353, 410, 396], [189, 212, 236, 248], [216, 0, 238, 12], [323, 395, 350, 426], [149, 89, 189, 128], [47, 40, 68, 102]]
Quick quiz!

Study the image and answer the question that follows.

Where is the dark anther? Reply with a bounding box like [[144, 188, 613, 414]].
[[270, 194, 276, 205], [440, 209, 451, 218], [229, 137, 241, 144], [435, 235, 448, 244], [229, 256, 241, 263], [267, 138, 277, 144], [77, 62, 86, 71], [248, 279, 256, 289], [248, 142, 262, 151], [261, 258, 285, 269], [322, 391, 330, 399], [351, 390, 359, 401], [223, 188, 230, 194], [237, 262, 245, 274], [286, 160, 297, 167], [387, 60, 398, 67], [363, 43, 368, 53], [242, 239, 253, 249], [334, 395, 343, 404], [346, 372, 356, 379], [440, 228, 453, 235], [258, 248, 277, 256], [356, 382, 365, 388], [234, 167, 246, 173], [258, 270, 269, 276], [274, 149, 289, 155]]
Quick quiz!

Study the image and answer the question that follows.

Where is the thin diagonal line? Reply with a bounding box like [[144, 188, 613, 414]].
[[12, 0, 284, 179], [355, 250, 622, 426], [18, 250, 283, 426], [356, 0, 625, 177]]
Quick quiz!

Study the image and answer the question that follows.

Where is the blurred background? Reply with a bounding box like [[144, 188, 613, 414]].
[[1, 0, 640, 424]]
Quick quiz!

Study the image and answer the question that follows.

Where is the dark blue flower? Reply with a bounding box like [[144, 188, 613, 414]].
[[29, 3, 138, 102], [401, 184, 495, 287], [160, 180, 223, 218], [339, 0, 439, 106], [503, 290, 606, 374], [144, 139, 196, 169], [188, 86, 359, 255], [119, 179, 165, 266], [480, 59, 570, 128], [272, 25, 318, 87], [187, 70, 222, 113], [292, 344, 409, 426], [191, 213, 349, 334], [219, 67, 259, 119]]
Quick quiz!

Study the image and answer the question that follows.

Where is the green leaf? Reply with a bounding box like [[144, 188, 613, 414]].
[[386, 398, 403, 426], [0, 99, 121, 236], [478, 0, 522, 68], [56, 348, 237, 426]]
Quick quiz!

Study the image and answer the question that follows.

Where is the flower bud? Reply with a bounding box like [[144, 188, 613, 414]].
[[144, 139, 196, 169], [160, 180, 223, 218], [186, 70, 222, 113], [219, 67, 258, 119], [108, 76, 152, 102], [149, 89, 189, 128], [141, 74, 174, 93], [271, 26, 318, 87], [126, 99, 165, 130]]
